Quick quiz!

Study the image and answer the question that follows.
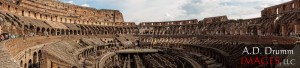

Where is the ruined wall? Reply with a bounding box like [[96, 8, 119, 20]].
[[138, 19, 198, 35], [138, 12, 300, 37], [0, 0, 124, 26], [203, 15, 228, 23], [261, 0, 300, 17]]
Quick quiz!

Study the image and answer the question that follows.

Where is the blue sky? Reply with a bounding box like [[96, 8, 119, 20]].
[[60, 0, 291, 23]]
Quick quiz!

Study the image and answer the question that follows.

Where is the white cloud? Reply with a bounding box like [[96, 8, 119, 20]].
[[60, 0, 292, 23], [66, 0, 74, 4], [81, 4, 90, 7]]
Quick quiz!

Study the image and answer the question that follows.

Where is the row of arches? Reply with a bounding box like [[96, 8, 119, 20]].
[[140, 25, 200, 35], [0, 0, 116, 25], [20, 50, 42, 68], [139, 20, 300, 37], [22, 24, 138, 36], [23, 25, 80, 36]]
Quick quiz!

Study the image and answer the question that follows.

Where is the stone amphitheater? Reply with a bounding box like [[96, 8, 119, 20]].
[[0, 0, 300, 68]]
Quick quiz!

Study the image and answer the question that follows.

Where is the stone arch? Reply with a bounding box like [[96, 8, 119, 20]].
[[20, 60, 23, 67], [28, 59, 32, 68], [70, 30, 73, 35], [38, 50, 42, 62], [28, 11, 31, 17], [29, 25, 34, 33], [24, 25, 29, 35], [56, 29, 61, 35], [7, 5, 10, 11], [66, 29, 70, 35], [24, 63, 27, 68], [40, 14, 43, 19], [21, 10, 24, 16], [41, 27, 46, 36], [51, 16, 53, 21], [61, 29, 66, 35], [60, 17, 63, 22], [104, 31, 108, 35], [77, 30, 81, 35], [54, 16, 58, 21], [36, 27, 41, 35], [46, 28, 50, 35], [44, 15, 48, 20], [34, 13, 37, 18], [38, 50, 42, 68], [33, 52, 37, 64], [74, 30, 77, 35]]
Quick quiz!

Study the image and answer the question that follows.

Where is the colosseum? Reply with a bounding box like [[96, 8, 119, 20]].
[[0, 0, 299, 68]]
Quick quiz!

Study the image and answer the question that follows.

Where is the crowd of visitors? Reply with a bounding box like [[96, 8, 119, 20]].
[[0, 33, 19, 41], [0, 31, 53, 42]]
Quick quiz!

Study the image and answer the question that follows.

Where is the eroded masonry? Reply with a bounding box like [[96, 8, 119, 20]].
[[0, 0, 300, 68]]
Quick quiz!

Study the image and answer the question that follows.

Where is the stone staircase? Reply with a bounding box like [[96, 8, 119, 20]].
[[0, 42, 21, 68]]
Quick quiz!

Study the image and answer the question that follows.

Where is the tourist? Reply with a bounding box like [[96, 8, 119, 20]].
[[0, 35, 3, 41]]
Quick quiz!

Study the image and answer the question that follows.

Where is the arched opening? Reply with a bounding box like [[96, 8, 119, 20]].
[[33, 52, 37, 64], [41, 28, 46, 36], [14, 8, 17, 13], [104, 31, 108, 35], [34, 13, 37, 18], [24, 25, 29, 35], [69, 19, 72, 23], [66, 30, 70, 35], [20, 60, 23, 67], [60, 18, 63, 22], [22, 10, 24, 16], [36, 27, 41, 36], [55, 16, 58, 21], [7, 5, 10, 11], [57, 29, 61, 35], [40, 14, 42, 19], [51, 29, 55, 36], [77, 30, 81, 35], [82, 30, 86, 35], [46, 28, 50, 36], [38, 50, 42, 68], [30, 25, 34, 32], [70, 30, 73, 35], [24, 63, 27, 68], [28, 59, 32, 68], [28, 11, 31, 17], [74, 30, 77, 35], [45, 15, 48, 20], [33, 52, 38, 68], [72, 66, 77, 68], [61, 29, 65, 35]]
